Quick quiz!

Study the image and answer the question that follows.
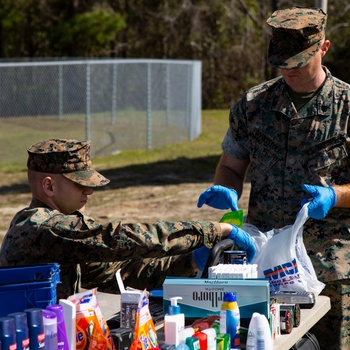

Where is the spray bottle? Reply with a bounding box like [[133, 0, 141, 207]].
[[7, 312, 30, 350], [164, 297, 185, 347], [24, 308, 45, 350], [0, 317, 17, 350], [220, 292, 240, 350]]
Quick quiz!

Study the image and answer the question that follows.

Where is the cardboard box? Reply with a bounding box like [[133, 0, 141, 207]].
[[163, 277, 270, 322], [115, 269, 142, 329]]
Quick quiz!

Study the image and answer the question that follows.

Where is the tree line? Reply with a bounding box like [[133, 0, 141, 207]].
[[0, 0, 349, 109]]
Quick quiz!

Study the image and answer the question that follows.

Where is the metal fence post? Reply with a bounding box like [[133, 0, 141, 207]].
[[166, 64, 170, 125], [86, 62, 91, 141], [58, 64, 63, 119], [147, 63, 152, 150], [111, 63, 117, 124]]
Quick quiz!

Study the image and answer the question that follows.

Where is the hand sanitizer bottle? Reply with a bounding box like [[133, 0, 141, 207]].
[[164, 296, 185, 347]]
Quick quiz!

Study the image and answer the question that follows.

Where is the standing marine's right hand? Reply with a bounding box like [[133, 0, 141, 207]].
[[197, 185, 239, 211]]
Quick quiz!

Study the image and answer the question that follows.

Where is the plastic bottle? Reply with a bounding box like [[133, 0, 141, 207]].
[[186, 337, 200, 350], [220, 292, 240, 350], [59, 299, 76, 350], [246, 312, 272, 350], [0, 317, 16, 349], [164, 297, 185, 347], [46, 304, 70, 350], [212, 320, 229, 350], [179, 327, 194, 345], [192, 331, 207, 350], [176, 342, 190, 350], [24, 308, 45, 350], [42, 309, 58, 350], [202, 328, 216, 350], [8, 312, 30, 350]]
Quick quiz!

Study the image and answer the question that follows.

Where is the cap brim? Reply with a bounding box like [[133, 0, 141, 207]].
[[63, 169, 110, 187], [268, 40, 321, 69]]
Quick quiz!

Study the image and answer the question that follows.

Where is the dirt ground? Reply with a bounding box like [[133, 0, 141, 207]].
[[0, 162, 251, 241]]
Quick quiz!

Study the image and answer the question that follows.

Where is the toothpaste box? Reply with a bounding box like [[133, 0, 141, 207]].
[[163, 277, 270, 322]]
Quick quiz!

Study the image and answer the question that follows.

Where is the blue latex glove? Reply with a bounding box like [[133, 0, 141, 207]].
[[301, 184, 337, 220], [197, 185, 239, 211], [228, 225, 256, 263], [193, 246, 212, 271]]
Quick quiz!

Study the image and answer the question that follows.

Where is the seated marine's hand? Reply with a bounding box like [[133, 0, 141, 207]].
[[228, 225, 256, 263], [192, 246, 212, 272], [301, 184, 337, 220], [197, 185, 239, 211]]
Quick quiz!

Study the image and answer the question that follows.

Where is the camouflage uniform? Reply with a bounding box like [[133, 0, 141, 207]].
[[222, 62, 350, 350], [219, 7, 350, 348], [0, 139, 223, 300]]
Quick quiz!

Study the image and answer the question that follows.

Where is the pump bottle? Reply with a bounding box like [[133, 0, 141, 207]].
[[164, 297, 185, 347]]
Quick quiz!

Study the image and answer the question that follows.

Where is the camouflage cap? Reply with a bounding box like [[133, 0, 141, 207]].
[[267, 7, 327, 69], [27, 139, 110, 187]]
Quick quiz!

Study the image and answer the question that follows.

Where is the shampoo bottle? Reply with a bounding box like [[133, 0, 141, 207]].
[[220, 292, 240, 350], [246, 312, 272, 350], [47, 304, 70, 350], [42, 309, 58, 350], [164, 297, 185, 347]]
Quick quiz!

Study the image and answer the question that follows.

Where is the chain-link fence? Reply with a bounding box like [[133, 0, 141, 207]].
[[0, 59, 202, 167]]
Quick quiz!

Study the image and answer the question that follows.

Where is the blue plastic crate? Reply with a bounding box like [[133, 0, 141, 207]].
[[0, 263, 61, 317], [0, 263, 60, 285]]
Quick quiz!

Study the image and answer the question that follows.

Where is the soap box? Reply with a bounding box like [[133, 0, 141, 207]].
[[163, 277, 270, 322]]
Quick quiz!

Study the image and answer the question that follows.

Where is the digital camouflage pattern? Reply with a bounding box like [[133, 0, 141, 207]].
[[0, 198, 222, 299], [27, 139, 110, 187], [267, 7, 327, 69], [222, 66, 350, 348], [223, 67, 350, 282], [310, 280, 350, 349]]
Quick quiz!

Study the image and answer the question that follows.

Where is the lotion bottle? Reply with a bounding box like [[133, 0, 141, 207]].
[[164, 296, 185, 347], [246, 312, 272, 350]]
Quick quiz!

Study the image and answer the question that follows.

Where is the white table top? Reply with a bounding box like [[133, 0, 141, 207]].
[[96, 291, 331, 350], [273, 295, 330, 349]]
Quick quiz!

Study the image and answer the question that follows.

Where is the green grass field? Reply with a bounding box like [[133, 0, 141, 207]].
[[0, 109, 229, 172]]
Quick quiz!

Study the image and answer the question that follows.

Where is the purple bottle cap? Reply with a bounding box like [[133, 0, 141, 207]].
[[46, 304, 64, 323], [42, 309, 57, 326]]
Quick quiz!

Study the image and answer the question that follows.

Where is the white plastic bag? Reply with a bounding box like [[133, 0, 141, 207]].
[[244, 204, 325, 296]]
